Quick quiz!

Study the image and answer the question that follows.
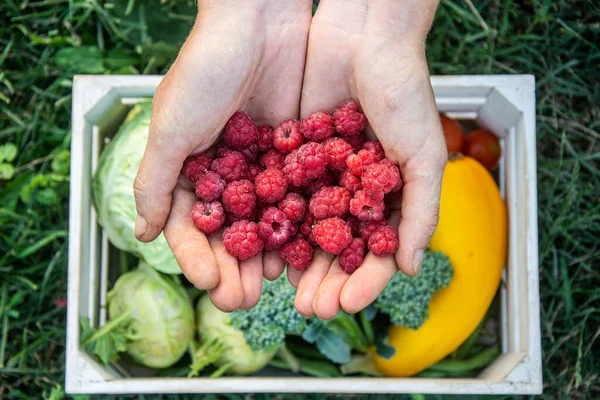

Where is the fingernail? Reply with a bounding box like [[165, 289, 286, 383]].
[[413, 249, 424, 275], [135, 215, 148, 240]]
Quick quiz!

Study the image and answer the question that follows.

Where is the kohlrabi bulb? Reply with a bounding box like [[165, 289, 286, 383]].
[[196, 295, 276, 375], [107, 263, 194, 368]]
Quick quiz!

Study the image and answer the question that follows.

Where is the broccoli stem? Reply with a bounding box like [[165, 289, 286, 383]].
[[426, 345, 500, 374], [276, 345, 301, 373], [339, 353, 382, 376], [82, 310, 132, 346], [269, 357, 342, 377], [359, 309, 375, 345], [327, 312, 369, 352]]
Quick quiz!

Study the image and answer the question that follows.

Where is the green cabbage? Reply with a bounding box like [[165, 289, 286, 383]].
[[107, 263, 194, 368], [92, 101, 181, 274]]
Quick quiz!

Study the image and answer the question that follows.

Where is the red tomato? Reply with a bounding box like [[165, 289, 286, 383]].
[[463, 129, 501, 171], [439, 113, 464, 153]]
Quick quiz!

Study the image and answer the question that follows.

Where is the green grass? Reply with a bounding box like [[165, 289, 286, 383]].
[[1, 0, 599, 399]]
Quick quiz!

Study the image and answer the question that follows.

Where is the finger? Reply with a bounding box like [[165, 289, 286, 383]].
[[238, 255, 264, 310], [207, 233, 244, 312], [133, 100, 188, 243], [395, 133, 447, 276], [263, 250, 285, 280], [163, 182, 219, 290], [340, 210, 401, 313], [313, 260, 350, 320], [287, 266, 303, 289], [340, 253, 398, 314], [294, 249, 335, 318], [356, 64, 447, 276]]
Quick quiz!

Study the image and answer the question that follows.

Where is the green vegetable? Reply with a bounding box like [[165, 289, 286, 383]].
[[373, 250, 453, 329], [229, 275, 308, 352], [92, 101, 180, 274], [196, 294, 276, 375], [106, 263, 194, 368]]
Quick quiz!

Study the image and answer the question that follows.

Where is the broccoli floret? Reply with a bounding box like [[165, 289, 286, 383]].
[[229, 275, 308, 351], [374, 250, 453, 330]]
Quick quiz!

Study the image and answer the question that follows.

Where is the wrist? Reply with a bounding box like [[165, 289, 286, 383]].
[[316, 0, 439, 44], [198, 0, 312, 25]]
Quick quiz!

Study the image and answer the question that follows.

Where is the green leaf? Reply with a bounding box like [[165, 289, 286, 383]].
[[0, 143, 17, 163], [79, 318, 96, 344], [105, 48, 139, 69], [303, 321, 351, 364], [374, 335, 396, 360], [0, 163, 14, 180], [50, 150, 70, 175], [54, 47, 105, 74], [92, 335, 120, 365], [36, 188, 57, 205], [137, 41, 179, 68]]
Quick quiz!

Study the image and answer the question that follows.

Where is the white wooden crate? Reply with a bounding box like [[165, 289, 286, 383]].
[[66, 75, 542, 395]]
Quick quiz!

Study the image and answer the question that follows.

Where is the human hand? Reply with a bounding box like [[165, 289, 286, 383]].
[[133, 0, 312, 311], [291, 0, 448, 319]]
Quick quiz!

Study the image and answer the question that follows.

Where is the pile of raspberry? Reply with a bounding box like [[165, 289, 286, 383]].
[[182, 100, 401, 274]]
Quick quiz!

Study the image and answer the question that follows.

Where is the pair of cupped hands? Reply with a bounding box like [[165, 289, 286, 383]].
[[133, 0, 447, 319]]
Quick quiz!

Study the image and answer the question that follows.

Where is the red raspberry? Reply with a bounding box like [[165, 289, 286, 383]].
[[257, 125, 274, 152], [195, 171, 225, 201], [255, 168, 287, 203], [246, 164, 263, 182], [300, 213, 317, 245], [338, 168, 362, 195], [273, 119, 303, 153], [358, 220, 387, 242], [309, 186, 351, 220], [379, 159, 403, 191], [362, 141, 385, 161], [345, 134, 364, 153], [340, 238, 365, 273], [223, 220, 264, 260], [313, 217, 352, 255], [346, 149, 377, 177], [350, 190, 385, 221], [222, 179, 256, 218], [280, 237, 313, 271], [296, 142, 328, 180], [210, 151, 248, 183], [300, 111, 334, 142], [191, 201, 225, 234], [278, 193, 307, 223], [218, 143, 259, 164], [290, 223, 299, 237], [362, 161, 401, 197], [306, 170, 336, 196], [346, 215, 360, 237], [323, 138, 353, 171], [258, 207, 294, 250], [224, 111, 258, 149], [283, 151, 310, 187], [332, 100, 368, 136], [260, 149, 286, 170], [182, 153, 212, 183], [284, 149, 298, 164], [368, 225, 399, 256]]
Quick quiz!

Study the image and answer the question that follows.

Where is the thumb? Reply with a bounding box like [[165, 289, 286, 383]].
[[133, 83, 192, 242], [394, 135, 447, 276]]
